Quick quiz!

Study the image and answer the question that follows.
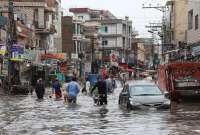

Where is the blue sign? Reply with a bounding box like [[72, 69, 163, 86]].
[[11, 44, 24, 53], [11, 44, 24, 61]]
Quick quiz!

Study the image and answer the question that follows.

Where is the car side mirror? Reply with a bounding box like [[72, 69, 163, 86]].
[[164, 92, 170, 99]]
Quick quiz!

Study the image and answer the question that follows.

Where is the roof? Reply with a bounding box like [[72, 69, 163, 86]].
[[69, 8, 90, 13]]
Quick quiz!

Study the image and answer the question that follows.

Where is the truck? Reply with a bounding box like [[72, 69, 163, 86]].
[[158, 62, 200, 101]]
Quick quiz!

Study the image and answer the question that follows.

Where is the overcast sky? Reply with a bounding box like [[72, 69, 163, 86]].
[[61, 0, 166, 37]]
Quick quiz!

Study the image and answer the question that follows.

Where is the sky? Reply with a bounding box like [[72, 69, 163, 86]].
[[61, 0, 166, 38]]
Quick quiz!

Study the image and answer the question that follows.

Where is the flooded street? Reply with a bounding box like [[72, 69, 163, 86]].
[[1, 90, 200, 135]]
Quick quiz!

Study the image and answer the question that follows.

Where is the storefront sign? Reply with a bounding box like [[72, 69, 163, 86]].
[[71, 53, 78, 59], [41, 53, 65, 60], [0, 44, 6, 55], [0, 16, 7, 28], [11, 44, 24, 61]]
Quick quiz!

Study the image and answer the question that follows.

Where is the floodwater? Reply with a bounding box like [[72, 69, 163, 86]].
[[1, 89, 200, 135]]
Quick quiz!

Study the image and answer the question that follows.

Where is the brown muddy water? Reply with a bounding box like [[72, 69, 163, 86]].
[[1, 89, 200, 135]]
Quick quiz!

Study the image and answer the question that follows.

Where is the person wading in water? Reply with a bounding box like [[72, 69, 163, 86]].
[[35, 78, 45, 100]]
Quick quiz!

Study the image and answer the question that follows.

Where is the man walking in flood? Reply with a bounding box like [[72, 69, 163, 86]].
[[66, 77, 80, 103], [35, 78, 45, 99]]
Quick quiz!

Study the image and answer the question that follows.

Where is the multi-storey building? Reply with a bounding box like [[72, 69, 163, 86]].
[[99, 17, 132, 63], [0, 0, 61, 52], [69, 8, 132, 63], [165, 0, 188, 61]]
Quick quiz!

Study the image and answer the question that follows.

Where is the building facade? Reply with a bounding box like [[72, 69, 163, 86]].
[[99, 17, 132, 63], [165, 0, 188, 61], [69, 8, 132, 63], [187, 1, 200, 59], [0, 0, 61, 53]]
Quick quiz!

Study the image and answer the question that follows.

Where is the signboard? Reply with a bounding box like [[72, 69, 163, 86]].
[[41, 53, 65, 60], [71, 53, 78, 59], [84, 62, 91, 73], [11, 44, 24, 61], [0, 44, 6, 55], [0, 16, 7, 28]]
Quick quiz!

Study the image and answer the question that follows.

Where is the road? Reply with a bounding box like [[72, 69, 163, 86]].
[[1, 88, 200, 135]]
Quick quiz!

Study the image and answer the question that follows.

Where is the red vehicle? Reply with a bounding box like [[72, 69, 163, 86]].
[[158, 62, 200, 101]]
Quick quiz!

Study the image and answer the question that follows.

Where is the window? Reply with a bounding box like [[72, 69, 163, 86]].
[[78, 16, 83, 20], [195, 14, 199, 30], [188, 10, 193, 30], [102, 40, 108, 46], [104, 26, 108, 33], [123, 37, 125, 45]]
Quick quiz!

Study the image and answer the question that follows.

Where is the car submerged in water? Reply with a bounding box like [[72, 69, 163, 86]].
[[118, 80, 170, 110]]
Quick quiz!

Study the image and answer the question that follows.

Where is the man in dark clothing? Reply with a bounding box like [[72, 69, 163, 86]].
[[91, 78, 107, 105], [35, 78, 45, 99]]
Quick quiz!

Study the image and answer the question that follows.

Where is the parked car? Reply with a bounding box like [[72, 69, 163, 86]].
[[118, 80, 170, 110]]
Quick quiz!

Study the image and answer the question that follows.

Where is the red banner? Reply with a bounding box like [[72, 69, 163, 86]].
[[41, 53, 65, 60]]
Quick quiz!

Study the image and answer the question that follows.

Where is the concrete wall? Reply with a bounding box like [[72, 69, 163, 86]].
[[174, 0, 188, 45], [137, 42, 145, 63], [100, 37, 123, 48], [101, 23, 123, 35], [187, 1, 200, 44]]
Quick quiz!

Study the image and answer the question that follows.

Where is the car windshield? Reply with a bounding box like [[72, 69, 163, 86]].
[[129, 85, 162, 96]]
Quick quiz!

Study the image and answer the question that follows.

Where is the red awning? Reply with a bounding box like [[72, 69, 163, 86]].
[[126, 68, 134, 72]]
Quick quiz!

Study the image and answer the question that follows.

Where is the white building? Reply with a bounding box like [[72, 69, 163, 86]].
[[99, 17, 132, 62], [69, 8, 132, 62]]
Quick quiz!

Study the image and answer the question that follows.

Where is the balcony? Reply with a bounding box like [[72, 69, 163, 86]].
[[35, 21, 56, 34]]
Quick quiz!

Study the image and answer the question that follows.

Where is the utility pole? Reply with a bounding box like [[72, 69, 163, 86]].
[[146, 23, 162, 69], [7, 0, 17, 92], [143, 4, 167, 63]]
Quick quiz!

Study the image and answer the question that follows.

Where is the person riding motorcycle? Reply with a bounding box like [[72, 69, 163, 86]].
[[91, 77, 107, 105]]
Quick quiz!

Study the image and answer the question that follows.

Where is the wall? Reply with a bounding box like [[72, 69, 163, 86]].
[[174, 0, 188, 45], [74, 13, 91, 21], [101, 23, 123, 35], [187, 1, 200, 44], [101, 37, 123, 48], [137, 42, 145, 63]]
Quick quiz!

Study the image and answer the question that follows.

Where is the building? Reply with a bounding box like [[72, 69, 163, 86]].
[[187, 1, 200, 60], [99, 17, 132, 63], [0, 0, 61, 52], [61, 16, 73, 58], [165, 0, 188, 61], [69, 8, 132, 63], [69, 8, 116, 21]]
